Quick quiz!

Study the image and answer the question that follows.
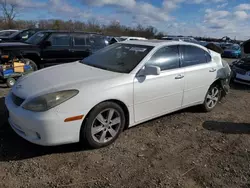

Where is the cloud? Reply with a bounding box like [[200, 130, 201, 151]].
[[80, 0, 136, 8], [235, 4, 250, 11], [0, 0, 46, 8], [162, 0, 227, 10], [217, 2, 228, 9], [205, 9, 230, 20], [234, 11, 249, 20], [203, 9, 232, 30], [47, 0, 91, 19], [82, 0, 171, 24]]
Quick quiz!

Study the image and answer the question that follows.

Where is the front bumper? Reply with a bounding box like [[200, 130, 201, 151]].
[[233, 73, 250, 86], [5, 93, 84, 146]]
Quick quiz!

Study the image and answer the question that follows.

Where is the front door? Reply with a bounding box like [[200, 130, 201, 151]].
[[179, 45, 218, 107], [133, 45, 185, 122], [42, 33, 74, 67]]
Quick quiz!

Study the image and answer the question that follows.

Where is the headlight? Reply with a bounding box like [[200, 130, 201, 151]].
[[23, 90, 79, 112]]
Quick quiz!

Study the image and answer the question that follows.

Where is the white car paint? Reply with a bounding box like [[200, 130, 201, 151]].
[[120, 36, 147, 41], [5, 40, 227, 146]]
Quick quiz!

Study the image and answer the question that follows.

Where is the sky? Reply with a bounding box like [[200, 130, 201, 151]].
[[2, 0, 250, 40]]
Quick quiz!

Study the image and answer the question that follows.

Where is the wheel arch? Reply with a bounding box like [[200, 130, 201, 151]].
[[211, 78, 228, 98], [80, 99, 130, 136]]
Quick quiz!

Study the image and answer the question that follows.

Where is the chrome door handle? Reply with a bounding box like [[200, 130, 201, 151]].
[[175, 74, 184, 79], [209, 68, 216, 72]]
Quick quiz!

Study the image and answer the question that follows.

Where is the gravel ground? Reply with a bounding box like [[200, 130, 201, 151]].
[[1, 58, 250, 188]]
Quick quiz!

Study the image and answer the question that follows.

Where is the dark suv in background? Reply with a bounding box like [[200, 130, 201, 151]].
[[0, 30, 108, 69], [0, 29, 42, 42]]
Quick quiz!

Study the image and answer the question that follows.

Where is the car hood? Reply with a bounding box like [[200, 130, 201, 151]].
[[12, 62, 123, 99], [233, 59, 250, 71], [0, 42, 33, 47]]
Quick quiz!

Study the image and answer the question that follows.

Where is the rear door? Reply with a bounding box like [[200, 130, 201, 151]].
[[42, 33, 74, 66], [71, 33, 92, 61], [180, 45, 218, 107]]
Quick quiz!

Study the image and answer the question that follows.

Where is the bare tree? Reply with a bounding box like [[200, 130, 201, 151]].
[[0, 0, 18, 28]]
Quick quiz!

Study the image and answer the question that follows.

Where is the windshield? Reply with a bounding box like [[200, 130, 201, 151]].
[[81, 43, 153, 73], [26, 32, 50, 45], [0, 31, 17, 37], [7, 29, 37, 40], [7, 30, 23, 38]]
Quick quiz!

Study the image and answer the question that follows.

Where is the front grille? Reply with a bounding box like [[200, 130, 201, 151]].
[[11, 93, 25, 106]]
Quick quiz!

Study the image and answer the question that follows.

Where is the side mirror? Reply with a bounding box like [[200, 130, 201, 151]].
[[137, 65, 161, 76]]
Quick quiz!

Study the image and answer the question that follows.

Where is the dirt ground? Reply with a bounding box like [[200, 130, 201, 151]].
[[1, 58, 250, 188]]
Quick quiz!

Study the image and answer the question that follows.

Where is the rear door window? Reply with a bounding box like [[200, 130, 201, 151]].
[[73, 34, 86, 46], [181, 45, 208, 67], [48, 33, 70, 46]]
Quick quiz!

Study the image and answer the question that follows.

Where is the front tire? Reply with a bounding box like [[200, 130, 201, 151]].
[[202, 84, 221, 112], [80, 102, 125, 148], [6, 77, 16, 88], [23, 58, 38, 71]]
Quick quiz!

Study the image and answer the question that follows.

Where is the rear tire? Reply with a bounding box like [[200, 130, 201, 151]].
[[80, 102, 125, 149], [201, 84, 221, 112]]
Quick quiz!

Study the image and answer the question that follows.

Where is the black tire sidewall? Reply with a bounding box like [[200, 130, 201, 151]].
[[203, 85, 221, 112], [23, 58, 38, 71], [80, 102, 125, 148]]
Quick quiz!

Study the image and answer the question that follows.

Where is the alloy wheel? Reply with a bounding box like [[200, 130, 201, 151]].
[[206, 87, 219, 109], [91, 108, 121, 144]]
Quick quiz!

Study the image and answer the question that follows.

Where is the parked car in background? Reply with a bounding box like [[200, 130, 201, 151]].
[[0, 29, 42, 42], [0, 30, 19, 37], [231, 41, 250, 85], [161, 37, 183, 41], [240, 39, 250, 59], [162, 36, 199, 44], [5, 40, 231, 148], [231, 58, 250, 85], [220, 42, 233, 50], [0, 30, 108, 69], [109, 36, 147, 44], [222, 44, 241, 58], [198, 41, 208, 46]]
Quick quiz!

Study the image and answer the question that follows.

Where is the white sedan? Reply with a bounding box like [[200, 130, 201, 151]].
[[5, 40, 231, 148]]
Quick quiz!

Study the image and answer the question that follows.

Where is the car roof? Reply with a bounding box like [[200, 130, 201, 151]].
[[0, 29, 18, 32], [35, 30, 103, 35], [121, 39, 207, 49]]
